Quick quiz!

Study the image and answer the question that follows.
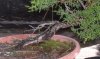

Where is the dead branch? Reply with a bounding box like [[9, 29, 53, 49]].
[[15, 21, 69, 49], [64, 3, 73, 14], [78, 0, 86, 9], [42, 8, 49, 20], [14, 23, 55, 49], [24, 21, 58, 33]]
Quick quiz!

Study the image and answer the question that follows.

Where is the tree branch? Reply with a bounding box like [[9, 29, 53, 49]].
[[64, 3, 73, 14], [14, 21, 70, 49], [78, 0, 86, 9]]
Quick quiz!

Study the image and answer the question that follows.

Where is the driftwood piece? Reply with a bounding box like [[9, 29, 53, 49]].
[[15, 21, 70, 49]]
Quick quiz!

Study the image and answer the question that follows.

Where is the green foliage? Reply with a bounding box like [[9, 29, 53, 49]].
[[27, 0, 84, 12], [72, 5, 100, 43], [27, 0, 100, 42], [56, 0, 100, 42], [56, 7, 78, 26], [27, 0, 58, 12], [27, 0, 82, 25], [64, 0, 81, 9]]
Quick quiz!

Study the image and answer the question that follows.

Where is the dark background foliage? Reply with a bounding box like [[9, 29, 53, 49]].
[[0, 0, 29, 16]]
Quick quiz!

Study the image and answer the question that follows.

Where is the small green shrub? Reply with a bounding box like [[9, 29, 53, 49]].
[[27, 0, 58, 12], [72, 4, 100, 43], [56, 0, 100, 43], [56, 7, 78, 26]]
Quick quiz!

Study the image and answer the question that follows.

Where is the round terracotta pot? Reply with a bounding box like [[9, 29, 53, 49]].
[[0, 34, 80, 59]]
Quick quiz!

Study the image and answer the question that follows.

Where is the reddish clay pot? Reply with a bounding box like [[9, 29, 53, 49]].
[[0, 34, 80, 59]]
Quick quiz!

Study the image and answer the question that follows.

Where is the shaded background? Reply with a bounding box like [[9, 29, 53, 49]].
[[0, 0, 29, 16]]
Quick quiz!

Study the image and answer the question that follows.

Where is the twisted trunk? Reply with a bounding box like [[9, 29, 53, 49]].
[[15, 21, 69, 49]]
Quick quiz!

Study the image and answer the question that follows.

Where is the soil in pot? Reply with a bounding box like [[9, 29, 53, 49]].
[[0, 39, 75, 59]]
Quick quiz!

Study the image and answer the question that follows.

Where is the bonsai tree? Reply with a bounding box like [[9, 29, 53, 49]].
[[0, 0, 99, 59], [13, 0, 100, 48]]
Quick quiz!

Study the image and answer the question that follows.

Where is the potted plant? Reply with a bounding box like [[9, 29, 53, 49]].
[[0, 0, 82, 59], [0, 34, 80, 59]]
